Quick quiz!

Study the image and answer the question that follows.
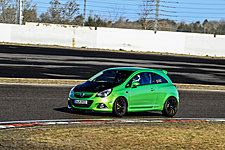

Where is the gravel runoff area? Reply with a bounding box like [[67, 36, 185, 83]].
[[0, 122, 225, 150], [0, 78, 225, 91]]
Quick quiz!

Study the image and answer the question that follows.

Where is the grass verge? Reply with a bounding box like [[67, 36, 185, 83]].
[[0, 78, 83, 85], [0, 122, 224, 149]]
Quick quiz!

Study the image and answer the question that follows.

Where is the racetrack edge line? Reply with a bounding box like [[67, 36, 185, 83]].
[[1, 118, 225, 130]]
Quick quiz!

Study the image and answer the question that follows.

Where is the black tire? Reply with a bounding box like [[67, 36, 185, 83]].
[[162, 97, 178, 117], [113, 97, 127, 117]]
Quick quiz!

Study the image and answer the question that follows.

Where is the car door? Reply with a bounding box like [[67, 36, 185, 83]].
[[152, 72, 169, 107], [128, 72, 157, 110]]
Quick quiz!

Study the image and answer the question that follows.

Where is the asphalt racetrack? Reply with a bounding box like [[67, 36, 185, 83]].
[[0, 44, 225, 85], [0, 84, 225, 122], [0, 44, 225, 121]]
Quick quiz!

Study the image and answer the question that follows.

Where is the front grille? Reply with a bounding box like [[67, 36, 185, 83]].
[[72, 100, 94, 108], [74, 92, 94, 98]]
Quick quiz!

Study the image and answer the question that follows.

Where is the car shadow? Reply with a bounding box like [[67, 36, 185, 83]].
[[54, 107, 164, 118]]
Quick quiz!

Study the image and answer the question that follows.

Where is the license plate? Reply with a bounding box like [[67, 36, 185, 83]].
[[74, 100, 88, 104]]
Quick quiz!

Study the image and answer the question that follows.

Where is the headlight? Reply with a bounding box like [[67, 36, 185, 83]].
[[96, 89, 112, 98], [69, 87, 75, 97]]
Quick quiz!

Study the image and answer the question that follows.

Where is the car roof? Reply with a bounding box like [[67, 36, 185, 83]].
[[105, 67, 168, 75], [106, 67, 158, 72], [106, 67, 171, 83]]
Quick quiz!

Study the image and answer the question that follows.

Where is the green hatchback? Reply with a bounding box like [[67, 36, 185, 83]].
[[68, 67, 179, 117]]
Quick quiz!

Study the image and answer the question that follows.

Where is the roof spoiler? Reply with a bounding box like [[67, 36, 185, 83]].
[[161, 70, 167, 74]]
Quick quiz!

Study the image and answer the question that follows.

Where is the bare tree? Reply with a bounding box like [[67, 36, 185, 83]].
[[203, 19, 209, 33], [39, 0, 61, 24], [40, 0, 79, 24], [0, 0, 38, 24], [40, 12, 51, 23], [71, 14, 83, 26], [139, 0, 154, 30], [23, 0, 39, 23], [60, 0, 79, 24], [0, 0, 16, 23]]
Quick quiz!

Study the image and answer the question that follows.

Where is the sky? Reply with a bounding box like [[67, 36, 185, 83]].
[[32, 0, 225, 24]]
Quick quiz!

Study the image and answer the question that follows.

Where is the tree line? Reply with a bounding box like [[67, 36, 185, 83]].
[[1, 0, 225, 35]]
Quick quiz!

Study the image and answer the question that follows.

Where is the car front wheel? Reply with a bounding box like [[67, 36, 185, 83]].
[[162, 97, 178, 117], [113, 97, 127, 117]]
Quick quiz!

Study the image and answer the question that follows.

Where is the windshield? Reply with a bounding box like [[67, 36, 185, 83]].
[[89, 70, 134, 85]]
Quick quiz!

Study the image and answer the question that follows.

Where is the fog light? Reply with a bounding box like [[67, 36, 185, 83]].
[[97, 103, 107, 109]]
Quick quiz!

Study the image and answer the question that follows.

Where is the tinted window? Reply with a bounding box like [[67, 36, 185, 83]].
[[152, 73, 168, 84], [127, 72, 152, 86], [90, 70, 134, 85]]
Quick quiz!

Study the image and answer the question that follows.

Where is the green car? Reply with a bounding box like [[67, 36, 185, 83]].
[[68, 67, 179, 117]]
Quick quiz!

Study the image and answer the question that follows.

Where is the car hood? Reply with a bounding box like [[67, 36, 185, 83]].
[[73, 81, 116, 93]]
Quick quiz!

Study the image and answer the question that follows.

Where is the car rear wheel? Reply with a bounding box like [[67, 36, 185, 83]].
[[113, 97, 127, 117], [162, 97, 178, 117]]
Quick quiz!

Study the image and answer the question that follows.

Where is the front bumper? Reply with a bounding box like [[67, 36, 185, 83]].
[[68, 97, 113, 112]]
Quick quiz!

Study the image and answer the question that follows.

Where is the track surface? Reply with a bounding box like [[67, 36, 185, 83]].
[[1, 44, 225, 85], [1, 44, 225, 121], [0, 84, 225, 122]]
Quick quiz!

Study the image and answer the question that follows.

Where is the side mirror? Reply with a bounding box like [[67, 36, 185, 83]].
[[131, 81, 140, 88]]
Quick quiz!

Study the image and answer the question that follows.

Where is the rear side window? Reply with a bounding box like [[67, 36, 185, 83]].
[[152, 73, 168, 84]]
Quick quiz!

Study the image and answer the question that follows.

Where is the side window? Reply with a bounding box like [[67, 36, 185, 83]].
[[152, 73, 168, 84], [126, 72, 152, 87], [139, 72, 151, 85]]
